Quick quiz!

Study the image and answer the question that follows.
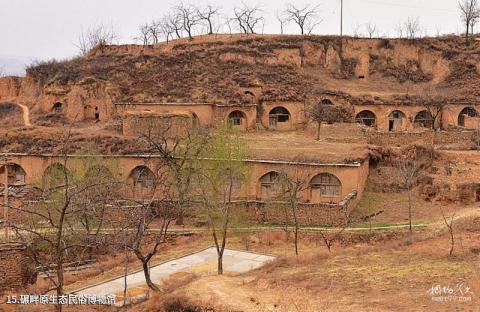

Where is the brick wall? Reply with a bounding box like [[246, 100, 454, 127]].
[[0, 243, 37, 291]]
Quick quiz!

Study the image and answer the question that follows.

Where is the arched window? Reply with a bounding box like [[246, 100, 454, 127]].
[[244, 91, 256, 104], [227, 110, 246, 127], [355, 110, 376, 127], [53, 102, 63, 113], [310, 173, 342, 200], [388, 110, 405, 132], [320, 99, 333, 105], [458, 107, 478, 127], [129, 166, 155, 192], [0, 163, 26, 185], [269, 107, 290, 128], [414, 110, 434, 128], [259, 171, 281, 200], [42, 163, 68, 188]]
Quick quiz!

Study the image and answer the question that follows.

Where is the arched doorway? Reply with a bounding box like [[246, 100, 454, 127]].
[[53, 102, 63, 113], [269, 107, 290, 129], [258, 171, 281, 200], [227, 110, 247, 130], [458, 107, 478, 127], [414, 110, 434, 129], [310, 173, 342, 203], [0, 163, 26, 185], [129, 166, 155, 195], [388, 110, 405, 132], [355, 110, 376, 127]]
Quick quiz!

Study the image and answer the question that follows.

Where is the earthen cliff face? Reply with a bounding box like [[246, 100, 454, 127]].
[[2, 34, 478, 125]]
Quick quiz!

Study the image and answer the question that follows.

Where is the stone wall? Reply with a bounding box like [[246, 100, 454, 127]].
[[0, 243, 36, 291]]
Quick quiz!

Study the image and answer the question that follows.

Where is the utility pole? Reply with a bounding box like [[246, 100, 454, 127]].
[[2, 155, 11, 241], [340, 0, 344, 38]]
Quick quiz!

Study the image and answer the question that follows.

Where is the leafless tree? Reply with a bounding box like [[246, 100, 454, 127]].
[[284, 3, 321, 35], [459, 0, 480, 45], [159, 17, 175, 43], [278, 164, 310, 256], [309, 102, 352, 140], [395, 145, 435, 233], [167, 12, 184, 39], [440, 207, 456, 256], [11, 134, 120, 312], [123, 166, 177, 291], [197, 5, 221, 35], [148, 20, 162, 44], [395, 22, 405, 38], [76, 24, 117, 55], [233, 3, 264, 35], [404, 17, 421, 40], [136, 23, 152, 46], [276, 10, 288, 35], [365, 22, 377, 39], [176, 3, 201, 40], [352, 23, 362, 38]]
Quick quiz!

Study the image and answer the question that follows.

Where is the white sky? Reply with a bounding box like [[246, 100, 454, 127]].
[[0, 0, 461, 71]]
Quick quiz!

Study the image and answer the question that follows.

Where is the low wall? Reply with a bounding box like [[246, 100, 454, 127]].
[[0, 243, 37, 291]]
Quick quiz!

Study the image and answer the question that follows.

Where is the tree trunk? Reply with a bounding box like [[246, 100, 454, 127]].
[[217, 252, 223, 275], [449, 226, 454, 256], [408, 189, 413, 233], [142, 260, 159, 291], [466, 22, 470, 46]]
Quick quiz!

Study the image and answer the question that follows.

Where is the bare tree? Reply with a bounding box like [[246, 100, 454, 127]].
[[395, 145, 435, 233], [136, 23, 152, 46], [395, 22, 405, 38], [309, 102, 352, 140], [440, 207, 456, 256], [167, 13, 184, 39], [197, 5, 221, 35], [352, 23, 362, 38], [404, 17, 421, 40], [276, 10, 288, 35], [278, 163, 310, 256], [148, 20, 162, 44], [76, 24, 117, 55], [284, 3, 321, 35], [159, 17, 175, 43], [233, 3, 264, 35], [176, 3, 201, 40], [11, 136, 120, 311], [459, 0, 480, 45], [124, 167, 177, 291], [365, 22, 377, 39]]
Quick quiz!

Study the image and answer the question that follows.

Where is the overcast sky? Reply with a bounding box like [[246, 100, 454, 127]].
[[0, 0, 461, 75]]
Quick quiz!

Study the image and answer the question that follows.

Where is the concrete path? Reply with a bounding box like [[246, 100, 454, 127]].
[[74, 247, 275, 299]]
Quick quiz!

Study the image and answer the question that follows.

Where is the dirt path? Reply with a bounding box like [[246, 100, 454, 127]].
[[15, 103, 31, 127], [0, 98, 32, 126]]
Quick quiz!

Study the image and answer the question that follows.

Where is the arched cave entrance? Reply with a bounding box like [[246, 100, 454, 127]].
[[458, 107, 478, 127], [258, 171, 281, 200], [310, 173, 342, 203], [227, 110, 247, 130], [269, 107, 290, 129], [388, 110, 405, 132], [414, 110, 434, 129], [0, 163, 26, 185], [355, 110, 376, 127]]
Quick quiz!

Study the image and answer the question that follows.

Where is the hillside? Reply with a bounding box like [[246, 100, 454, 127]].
[[22, 34, 480, 106]]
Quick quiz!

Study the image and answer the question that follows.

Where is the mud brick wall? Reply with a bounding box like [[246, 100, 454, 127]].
[[234, 202, 350, 227], [0, 243, 36, 291]]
